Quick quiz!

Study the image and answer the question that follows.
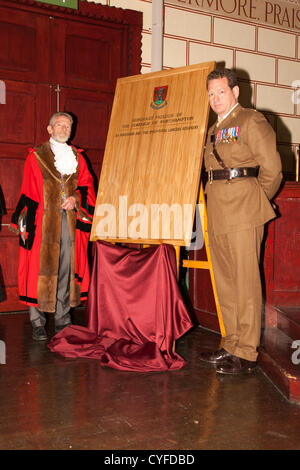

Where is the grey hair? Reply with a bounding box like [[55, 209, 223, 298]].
[[49, 112, 73, 126]]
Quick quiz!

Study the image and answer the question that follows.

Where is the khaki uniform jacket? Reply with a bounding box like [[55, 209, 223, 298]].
[[204, 104, 282, 235]]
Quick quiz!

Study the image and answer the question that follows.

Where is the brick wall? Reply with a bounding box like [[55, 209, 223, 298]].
[[88, 0, 300, 178]]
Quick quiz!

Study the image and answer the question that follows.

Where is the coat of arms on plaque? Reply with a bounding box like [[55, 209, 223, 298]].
[[151, 85, 168, 109]]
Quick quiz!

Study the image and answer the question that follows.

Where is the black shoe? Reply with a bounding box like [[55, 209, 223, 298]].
[[32, 326, 48, 341], [55, 323, 72, 334], [216, 355, 257, 375], [199, 348, 232, 364]]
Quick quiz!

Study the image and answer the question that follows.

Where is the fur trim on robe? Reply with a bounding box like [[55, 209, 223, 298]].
[[36, 142, 80, 312]]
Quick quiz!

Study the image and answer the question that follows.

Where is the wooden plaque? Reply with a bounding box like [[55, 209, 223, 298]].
[[90, 62, 215, 246]]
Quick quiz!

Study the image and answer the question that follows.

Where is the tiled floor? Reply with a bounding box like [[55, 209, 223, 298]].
[[1, 311, 300, 450]]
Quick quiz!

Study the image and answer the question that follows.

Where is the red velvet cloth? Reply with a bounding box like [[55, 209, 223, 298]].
[[48, 241, 193, 371]]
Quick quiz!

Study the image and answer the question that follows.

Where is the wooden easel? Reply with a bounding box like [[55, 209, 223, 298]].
[[179, 182, 226, 337]]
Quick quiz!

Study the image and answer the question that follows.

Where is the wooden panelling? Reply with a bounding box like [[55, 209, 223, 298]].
[[64, 90, 111, 150], [273, 199, 300, 291], [0, 81, 37, 144], [50, 18, 125, 92], [0, 158, 25, 210], [264, 182, 300, 321], [0, 22, 36, 71], [0, 7, 50, 83], [62, 87, 112, 182]]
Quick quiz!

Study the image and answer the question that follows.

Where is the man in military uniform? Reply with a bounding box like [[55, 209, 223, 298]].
[[200, 68, 282, 374]]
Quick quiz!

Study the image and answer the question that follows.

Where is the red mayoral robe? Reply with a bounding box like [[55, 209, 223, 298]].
[[10, 142, 96, 313]]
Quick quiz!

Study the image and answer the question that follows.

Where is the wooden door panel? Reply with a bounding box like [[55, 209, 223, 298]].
[[0, 236, 22, 312], [273, 199, 300, 291], [36, 85, 54, 144], [0, 79, 41, 218], [0, 5, 50, 83], [51, 18, 124, 92], [60, 87, 113, 180], [0, 146, 26, 311], [0, 82, 51, 211], [0, 152, 26, 211], [0, 80, 36, 144]]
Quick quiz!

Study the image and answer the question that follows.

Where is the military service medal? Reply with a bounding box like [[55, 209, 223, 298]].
[[216, 126, 240, 144]]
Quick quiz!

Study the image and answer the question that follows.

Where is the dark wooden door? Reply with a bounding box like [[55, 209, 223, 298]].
[[0, 0, 142, 312]]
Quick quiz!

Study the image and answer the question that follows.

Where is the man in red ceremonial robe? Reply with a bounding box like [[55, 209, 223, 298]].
[[10, 112, 96, 341]]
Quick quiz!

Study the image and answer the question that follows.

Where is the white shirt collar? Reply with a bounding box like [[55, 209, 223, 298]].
[[218, 102, 239, 123]]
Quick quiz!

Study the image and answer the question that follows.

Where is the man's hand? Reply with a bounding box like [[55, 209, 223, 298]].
[[61, 196, 76, 211]]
